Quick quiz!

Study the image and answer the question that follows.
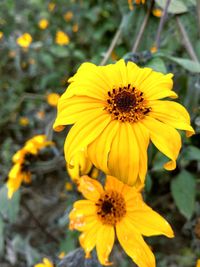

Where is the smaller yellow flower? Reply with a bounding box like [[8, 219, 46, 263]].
[[0, 31, 3, 40], [64, 11, 73, 22], [48, 2, 56, 12], [67, 150, 93, 183], [19, 116, 29, 126], [65, 182, 73, 191], [55, 31, 70, 46], [150, 46, 158, 53], [34, 258, 54, 267], [58, 251, 65, 259], [17, 33, 32, 48], [38, 19, 49, 30], [196, 259, 200, 267], [152, 8, 163, 18], [72, 23, 78, 33], [69, 175, 174, 266], [47, 93, 60, 107], [128, 0, 145, 9]]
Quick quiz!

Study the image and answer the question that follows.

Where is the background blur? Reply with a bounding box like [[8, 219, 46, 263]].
[[0, 0, 200, 266]]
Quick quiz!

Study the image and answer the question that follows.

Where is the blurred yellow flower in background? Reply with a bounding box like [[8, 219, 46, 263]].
[[19, 116, 29, 126], [47, 93, 60, 107], [38, 18, 49, 30], [128, 0, 145, 10], [55, 31, 70, 45], [7, 135, 54, 198], [48, 2, 56, 12], [34, 258, 54, 267], [0, 31, 3, 40], [69, 175, 174, 266], [72, 23, 79, 33], [17, 33, 32, 48], [196, 259, 200, 267], [64, 11, 73, 22], [53, 59, 194, 186], [152, 8, 163, 18]]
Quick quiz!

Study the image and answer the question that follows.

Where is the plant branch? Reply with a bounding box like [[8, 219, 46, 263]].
[[21, 200, 60, 244], [100, 18, 124, 66], [176, 16, 199, 62], [132, 0, 154, 53], [155, 0, 171, 49]]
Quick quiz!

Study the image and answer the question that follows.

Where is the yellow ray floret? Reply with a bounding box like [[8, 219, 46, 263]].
[[53, 59, 194, 186], [196, 259, 200, 267], [69, 175, 174, 267]]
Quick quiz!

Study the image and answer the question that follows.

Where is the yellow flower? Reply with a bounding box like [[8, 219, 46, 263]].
[[0, 31, 3, 40], [196, 260, 200, 267], [7, 135, 54, 198], [150, 46, 158, 53], [128, 0, 145, 9], [64, 11, 73, 22], [19, 116, 29, 126], [58, 251, 65, 259], [16, 33, 32, 48], [34, 258, 54, 267], [69, 175, 174, 266], [38, 19, 49, 30], [67, 150, 93, 183], [152, 8, 163, 18], [47, 93, 60, 107], [53, 59, 194, 186], [72, 23, 79, 33], [55, 31, 70, 46], [48, 2, 56, 12], [65, 182, 73, 191]]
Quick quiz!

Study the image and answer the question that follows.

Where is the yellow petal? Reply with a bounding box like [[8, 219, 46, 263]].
[[96, 225, 115, 266], [53, 96, 104, 129], [142, 117, 181, 170], [149, 100, 195, 137], [132, 122, 150, 183], [140, 71, 177, 100], [65, 109, 111, 163], [67, 62, 110, 100], [126, 203, 174, 237], [78, 175, 103, 201], [79, 221, 100, 258], [116, 219, 156, 267], [108, 122, 139, 186], [88, 120, 119, 173]]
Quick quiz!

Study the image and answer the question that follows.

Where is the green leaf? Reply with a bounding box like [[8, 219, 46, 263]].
[[145, 57, 167, 73], [0, 185, 20, 223], [166, 56, 200, 73], [180, 146, 200, 167], [155, 0, 188, 14], [49, 46, 69, 58], [171, 170, 196, 219]]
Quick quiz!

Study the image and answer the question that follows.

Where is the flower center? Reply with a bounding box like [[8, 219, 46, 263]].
[[21, 153, 36, 173], [96, 190, 126, 225], [105, 84, 151, 123]]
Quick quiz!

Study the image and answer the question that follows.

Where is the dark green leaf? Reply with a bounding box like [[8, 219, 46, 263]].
[[171, 170, 196, 219]]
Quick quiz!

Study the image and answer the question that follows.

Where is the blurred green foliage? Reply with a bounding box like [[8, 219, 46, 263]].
[[0, 0, 200, 266]]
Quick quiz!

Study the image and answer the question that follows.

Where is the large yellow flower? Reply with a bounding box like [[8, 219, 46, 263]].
[[53, 60, 194, 186], [197, 259, 200, 267], [69, 175, 174, 267]]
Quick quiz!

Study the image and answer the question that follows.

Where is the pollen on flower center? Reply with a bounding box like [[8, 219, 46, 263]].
[[105, 84, 151, 123], [96, 190, 126, 225]]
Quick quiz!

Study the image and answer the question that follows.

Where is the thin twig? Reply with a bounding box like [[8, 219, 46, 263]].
[[100, 18, 124, 66], [21, 200, 60, 244], [155, 0, 171, 49], [132, 0, 154, 53], [176, 16, 199, 62]]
